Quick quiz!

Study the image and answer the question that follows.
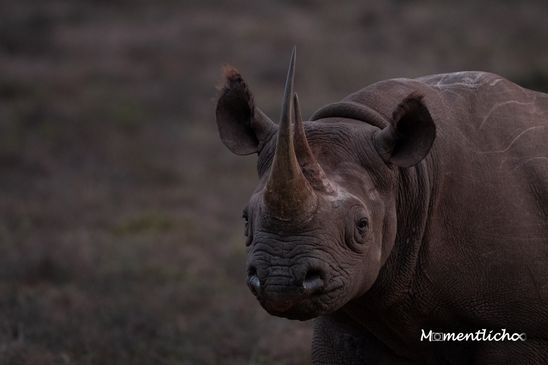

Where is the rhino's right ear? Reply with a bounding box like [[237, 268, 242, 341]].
[[216, 67, 276, 155]]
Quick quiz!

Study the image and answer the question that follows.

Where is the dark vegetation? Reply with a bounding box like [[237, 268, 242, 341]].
[[0, 0, 547, 364]]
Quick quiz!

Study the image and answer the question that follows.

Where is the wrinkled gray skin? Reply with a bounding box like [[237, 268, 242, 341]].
[[215, 50, 548, 364]]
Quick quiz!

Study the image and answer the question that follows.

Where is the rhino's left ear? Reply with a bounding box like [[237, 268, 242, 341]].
[[373, 92, 436, 167], [216, 66, 276, 155]]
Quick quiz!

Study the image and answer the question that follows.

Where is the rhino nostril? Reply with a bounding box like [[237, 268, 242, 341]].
[[302, 269, 324, 295], [247, 265, 261, 295], [248, 274, 261, 295]]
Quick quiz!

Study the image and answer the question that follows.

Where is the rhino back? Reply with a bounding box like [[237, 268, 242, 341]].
[[424, 73, 548, 334], [346, 72, 548, 333]]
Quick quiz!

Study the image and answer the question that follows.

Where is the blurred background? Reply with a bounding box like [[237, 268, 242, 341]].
[[0, 0, 547, 364]]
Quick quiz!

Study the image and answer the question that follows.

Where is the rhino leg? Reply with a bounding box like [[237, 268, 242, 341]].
[[311, 313, 412, 365]]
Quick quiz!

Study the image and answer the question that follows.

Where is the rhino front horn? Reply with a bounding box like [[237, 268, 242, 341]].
[[264, 47, 317, 220]]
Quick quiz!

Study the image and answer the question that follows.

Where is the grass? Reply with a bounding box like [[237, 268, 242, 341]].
[[1, 0, 548, 363]]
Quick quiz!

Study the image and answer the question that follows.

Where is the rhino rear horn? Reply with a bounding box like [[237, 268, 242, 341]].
[[293, 93, 333, 194]]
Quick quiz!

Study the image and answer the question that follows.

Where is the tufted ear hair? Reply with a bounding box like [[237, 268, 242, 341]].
[[216, 66, 276, 155], [373, 92, 436, 167]]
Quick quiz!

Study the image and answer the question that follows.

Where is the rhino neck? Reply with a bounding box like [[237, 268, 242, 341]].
[[390, 151, 439, 286], [361, 150, 439, 295], [309, 101, 388, 129], [340, 153, 439, 356]]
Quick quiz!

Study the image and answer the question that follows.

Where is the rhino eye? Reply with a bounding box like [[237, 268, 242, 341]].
[[242, 209, 249, 237], [356, 217, 368, 235], [348, 207, 369, 249]]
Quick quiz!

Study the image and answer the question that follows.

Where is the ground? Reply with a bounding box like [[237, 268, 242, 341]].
[[0, 0, 547, 364]]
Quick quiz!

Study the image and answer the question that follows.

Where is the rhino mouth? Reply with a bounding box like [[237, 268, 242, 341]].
[[258, 285, 345, 320]]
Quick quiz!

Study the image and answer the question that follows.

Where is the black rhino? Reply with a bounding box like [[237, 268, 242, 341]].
[[215, 48, 548, 364]]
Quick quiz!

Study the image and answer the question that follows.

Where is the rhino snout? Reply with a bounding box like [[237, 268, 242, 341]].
[[246, 263, 326, 306]]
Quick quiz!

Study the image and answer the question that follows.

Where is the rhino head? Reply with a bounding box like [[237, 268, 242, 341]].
[[215, 48, 436, 320]]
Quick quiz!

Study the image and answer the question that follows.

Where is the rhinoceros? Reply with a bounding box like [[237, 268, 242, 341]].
[[215, 48, 548, 364]]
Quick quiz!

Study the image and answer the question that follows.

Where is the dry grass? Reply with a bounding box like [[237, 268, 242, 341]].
[[1, 0, 548, 364]]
